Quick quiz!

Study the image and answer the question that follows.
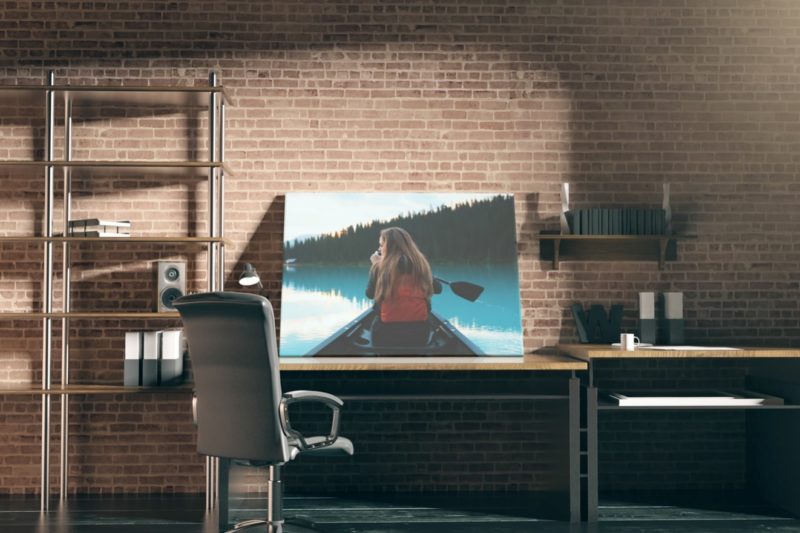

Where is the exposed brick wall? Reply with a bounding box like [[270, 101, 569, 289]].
[[1, 0, 799, 496]]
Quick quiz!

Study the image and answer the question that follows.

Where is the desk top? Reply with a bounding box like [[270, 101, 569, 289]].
[[279, 354, 586, 371], [558, 343, 800, 360]]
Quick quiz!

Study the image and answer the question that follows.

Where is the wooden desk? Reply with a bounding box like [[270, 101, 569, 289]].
[[281, 354, 586, 371], [558, 343, 800, 360], [217, 354, 587, 526], [557, 343, 800, 522]]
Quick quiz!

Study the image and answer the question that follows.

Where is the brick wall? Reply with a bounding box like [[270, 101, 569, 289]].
[[1, 0, 800, 495]]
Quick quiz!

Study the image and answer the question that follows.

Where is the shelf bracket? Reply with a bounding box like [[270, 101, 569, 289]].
[[553, 238, 561, 270], [560, 183, 570, 234], [658, 237, 669, 270]]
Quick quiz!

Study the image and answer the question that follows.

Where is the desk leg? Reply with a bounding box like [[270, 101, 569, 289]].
[[217, 457, 230, 532], [568, 376, 580, 523], [586, 386, 598, 522]]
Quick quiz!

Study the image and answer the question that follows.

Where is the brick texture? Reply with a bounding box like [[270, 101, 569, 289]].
[[1, 0, 800, 495]]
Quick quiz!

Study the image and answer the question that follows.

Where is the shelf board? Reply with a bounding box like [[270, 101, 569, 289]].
[[0, 312, 180, 319], [0, 160, 232, 175], [539, 233, 686, 269], [0, 236, 224, 244], [0, 84, 231, 105], [0, 384, 193, 395]]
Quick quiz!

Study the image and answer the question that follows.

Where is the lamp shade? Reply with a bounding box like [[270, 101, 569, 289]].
[[238, 263, 262, 287]]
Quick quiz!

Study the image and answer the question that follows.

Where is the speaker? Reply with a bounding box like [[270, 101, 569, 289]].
[[155, 261, 186, 312]]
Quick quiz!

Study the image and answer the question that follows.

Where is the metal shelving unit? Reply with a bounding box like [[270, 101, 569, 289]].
[[0, 72, 227, 510]]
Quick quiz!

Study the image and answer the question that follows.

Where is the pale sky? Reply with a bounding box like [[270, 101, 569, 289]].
[[284, 193, 508, 243]]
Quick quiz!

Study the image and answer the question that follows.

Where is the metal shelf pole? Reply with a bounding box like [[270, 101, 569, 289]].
[[41, 70, 55, 511], [218, 94, 225, 290], [59, 93, 73, 500], [206, 71, 219, 512]]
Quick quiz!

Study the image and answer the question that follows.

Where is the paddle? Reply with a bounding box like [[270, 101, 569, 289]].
[[434, 277, 484, 302]]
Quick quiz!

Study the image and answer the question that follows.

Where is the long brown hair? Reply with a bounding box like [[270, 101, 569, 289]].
[[371, 227, 433, 303]]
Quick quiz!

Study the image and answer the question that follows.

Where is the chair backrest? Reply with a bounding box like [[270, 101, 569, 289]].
[[174, 291, 290, 464]]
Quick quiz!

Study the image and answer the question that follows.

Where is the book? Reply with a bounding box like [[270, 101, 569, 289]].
[[141, 331, 161, 387], [69, 218, 131, 237], [605, 389, 783, 407], [70, 230, 130, 238], [123, 332, 142, 387], [159, 330, 185, 386], [68, 218, 131, 229]]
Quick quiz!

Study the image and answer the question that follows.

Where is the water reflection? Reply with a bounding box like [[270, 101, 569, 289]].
[[279, 263, 523, 356]]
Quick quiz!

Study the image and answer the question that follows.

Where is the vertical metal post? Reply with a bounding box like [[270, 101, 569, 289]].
[[41, 70, 55, 512], [208, 72, 218, 291], [206, 71, 219, 512], [218, 96, 225, 289], [568, 374, 580, 523], [59, 94, 73, 500], [216, 458, 230, 531], [587, 384, 598, 522]]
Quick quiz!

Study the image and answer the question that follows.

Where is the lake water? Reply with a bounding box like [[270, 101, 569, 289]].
[[279, 263, 523, 356]]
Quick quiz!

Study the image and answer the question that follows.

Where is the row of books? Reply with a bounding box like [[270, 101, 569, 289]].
[[69, 218, 131, 238], [567, 208, 667, 235], [124, 330, 184, 387]]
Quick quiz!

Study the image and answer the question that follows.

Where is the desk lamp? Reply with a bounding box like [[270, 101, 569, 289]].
[[238, 263, 263, 289]]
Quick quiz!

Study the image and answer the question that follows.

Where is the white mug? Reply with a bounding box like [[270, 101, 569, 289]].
[[620, 333, 640, 351]]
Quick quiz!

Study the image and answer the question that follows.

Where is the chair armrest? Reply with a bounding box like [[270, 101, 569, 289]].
[[279, 390, 344, 451], [282, 390, 343, 408]]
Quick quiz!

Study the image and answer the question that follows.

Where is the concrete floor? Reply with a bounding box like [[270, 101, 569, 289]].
[[1, 492, 798, 533]]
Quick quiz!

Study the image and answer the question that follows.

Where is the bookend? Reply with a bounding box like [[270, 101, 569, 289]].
[[572, 303, 623, 343]]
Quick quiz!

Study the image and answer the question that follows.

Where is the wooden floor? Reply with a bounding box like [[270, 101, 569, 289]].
[[1, 492, 799, 532]]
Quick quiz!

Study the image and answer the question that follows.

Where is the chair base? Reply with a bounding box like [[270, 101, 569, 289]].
[[225, 517, 319, 533]]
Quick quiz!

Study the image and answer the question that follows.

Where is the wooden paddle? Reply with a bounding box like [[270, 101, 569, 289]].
[[434, 277, 484, 302]]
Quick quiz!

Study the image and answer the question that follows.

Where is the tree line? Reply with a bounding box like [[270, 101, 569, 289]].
[[284, 195, 517, 264]]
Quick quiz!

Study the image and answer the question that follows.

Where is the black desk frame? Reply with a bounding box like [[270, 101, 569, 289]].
[[212, 367, 583, 527]]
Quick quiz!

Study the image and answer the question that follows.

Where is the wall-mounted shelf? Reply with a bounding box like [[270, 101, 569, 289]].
[[539, 234, 684, 270]]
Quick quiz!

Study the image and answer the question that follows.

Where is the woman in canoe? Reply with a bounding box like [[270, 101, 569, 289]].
[[366, 227, 442, 346]]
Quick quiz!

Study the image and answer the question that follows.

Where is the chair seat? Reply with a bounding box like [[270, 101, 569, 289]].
[[290, 436, 354, 460]]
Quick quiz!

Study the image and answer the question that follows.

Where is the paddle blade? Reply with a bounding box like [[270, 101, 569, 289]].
[[449, 281, 484, 302]]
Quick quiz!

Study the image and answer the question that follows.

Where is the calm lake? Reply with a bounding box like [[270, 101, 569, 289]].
[[279, 263, 523, 356]]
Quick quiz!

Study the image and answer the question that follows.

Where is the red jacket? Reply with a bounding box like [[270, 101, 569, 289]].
[[378, 274, 429, 323]]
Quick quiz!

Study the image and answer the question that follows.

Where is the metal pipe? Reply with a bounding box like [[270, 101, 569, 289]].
[[59, 94, 72, 500], [41, 70, 55, 512], [568, 376, 580, 523], [207, 72, 217, 291], [218, 98, 225, 289]]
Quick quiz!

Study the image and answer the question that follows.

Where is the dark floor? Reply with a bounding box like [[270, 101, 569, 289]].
[[0, 492, 799, 533]]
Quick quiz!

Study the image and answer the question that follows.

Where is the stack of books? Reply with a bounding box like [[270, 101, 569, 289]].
[[69, 218, 131, 237]]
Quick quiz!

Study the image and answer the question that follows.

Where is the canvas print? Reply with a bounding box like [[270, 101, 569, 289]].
[[279, 193, 523, 356]]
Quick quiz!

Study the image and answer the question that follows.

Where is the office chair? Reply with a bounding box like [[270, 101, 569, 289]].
[[174, 292, 354, 533]]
